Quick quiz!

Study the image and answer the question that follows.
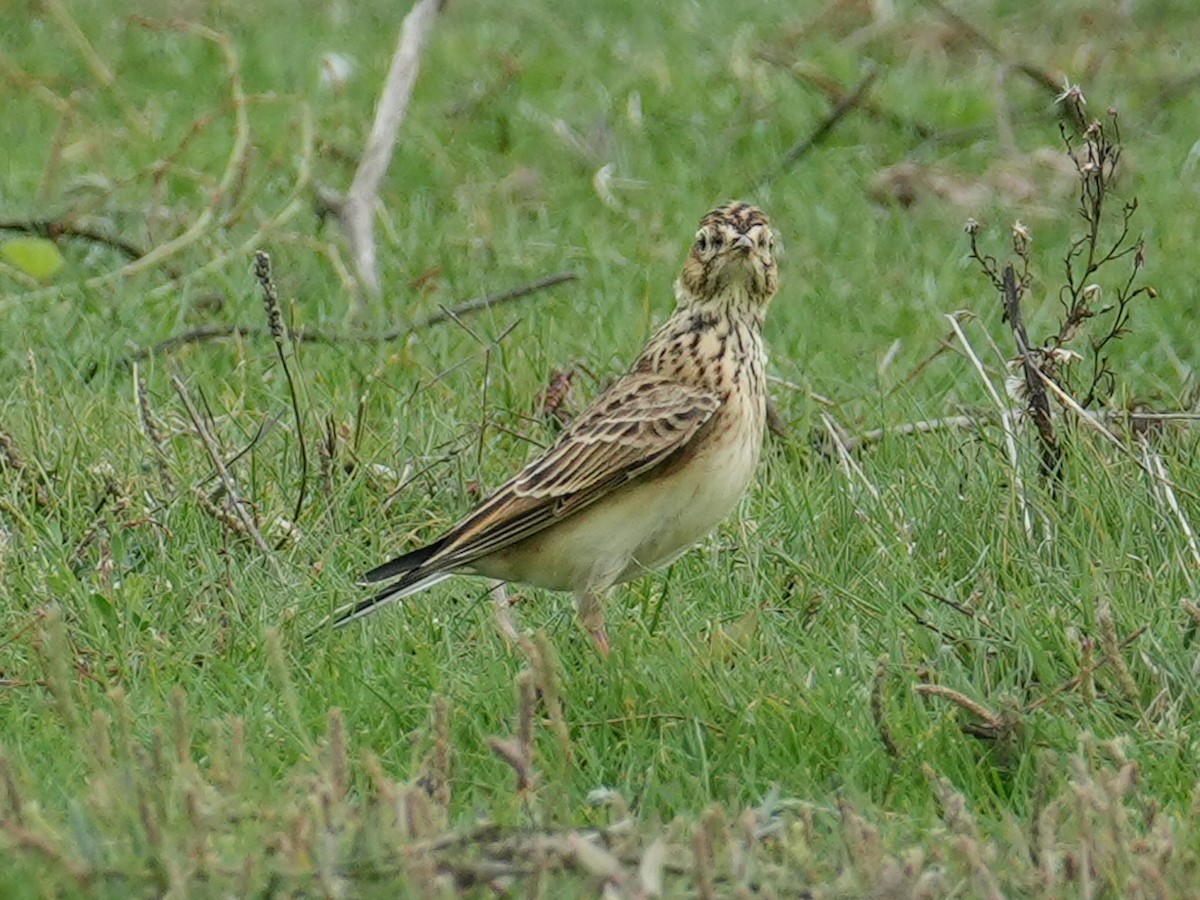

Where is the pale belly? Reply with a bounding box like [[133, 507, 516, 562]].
[[473, 409, 762, 593]]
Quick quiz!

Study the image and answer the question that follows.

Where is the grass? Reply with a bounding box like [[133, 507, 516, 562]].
[[2, 0, 1200, 895]]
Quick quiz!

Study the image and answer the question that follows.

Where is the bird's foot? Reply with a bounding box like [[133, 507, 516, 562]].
[[489, 580, 521, 644], [589, 624, 611, 657]]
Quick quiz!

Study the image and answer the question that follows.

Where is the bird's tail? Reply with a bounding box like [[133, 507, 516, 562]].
[[359, 537, 447, 585], [328, 568, 454, 628], [311, 540, 453, 634]]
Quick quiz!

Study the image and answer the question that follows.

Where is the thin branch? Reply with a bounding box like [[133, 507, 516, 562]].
[[917, 0, 1084, 129], [759, 64, 879, 188], [757, 53, 935, 139], [109, 272, 576, 370], [1003, 264, 1063, 485], [320, 0, 445, 300], [0, 219, 147, 262], [386, 272, 575, 337]]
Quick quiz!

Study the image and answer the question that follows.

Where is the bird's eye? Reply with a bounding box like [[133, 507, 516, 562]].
[[695, 230, 708, 252]]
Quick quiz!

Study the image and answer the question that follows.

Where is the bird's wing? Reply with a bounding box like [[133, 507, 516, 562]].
[[513, 374, 719, 498], [418, 372, 720, 571]]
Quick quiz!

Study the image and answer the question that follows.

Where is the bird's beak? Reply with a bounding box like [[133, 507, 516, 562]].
[[733, 233, 755, 254]]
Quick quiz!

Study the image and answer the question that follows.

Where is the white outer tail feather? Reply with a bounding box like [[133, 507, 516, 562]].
[[333, 571, 454, 628]]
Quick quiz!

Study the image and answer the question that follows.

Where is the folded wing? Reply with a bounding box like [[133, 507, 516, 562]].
[[412, 372, 719, 572]]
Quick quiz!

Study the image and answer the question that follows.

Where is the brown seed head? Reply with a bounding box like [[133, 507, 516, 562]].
[[678, 201, 777, 309]]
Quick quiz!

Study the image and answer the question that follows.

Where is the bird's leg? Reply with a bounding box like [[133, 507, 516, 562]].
[[574, 589, 610, 656], [489, 580, 521, 644]]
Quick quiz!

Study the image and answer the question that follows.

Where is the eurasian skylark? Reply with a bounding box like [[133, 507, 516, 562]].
[[333, 202, 779, 653]]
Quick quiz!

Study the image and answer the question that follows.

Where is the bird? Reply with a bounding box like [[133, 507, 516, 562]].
[[330, 202, 779, 653]]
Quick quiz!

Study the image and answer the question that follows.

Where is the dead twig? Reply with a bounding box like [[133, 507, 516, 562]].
[[1002, 264, 1063, 486], [108, 272, 576, 371], [758, 53, 935, 139], [318, 0, 445, 302], [917, 0, 1083, 129], [759, 64, 879, 188], [0, 219, 147, 262]]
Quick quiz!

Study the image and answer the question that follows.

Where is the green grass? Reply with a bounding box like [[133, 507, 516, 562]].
[[2, 0, 1200, 895]]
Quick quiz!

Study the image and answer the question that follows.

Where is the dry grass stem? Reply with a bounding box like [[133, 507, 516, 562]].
[[1139, 436, 1200, 573], [42, 0, 152, 136], [1097, 603, 1140, 704], [170, 373, 276, 564], [946, 312, 1036, 539], [104, 20, 248, 286], [821, 410, 914, 554], [1079, 636, 1096, 706], [254, 251, 309, 534], [133, 365, 176, 495], [871, 654, 900, 757], [528, 631, 575, 765], [489, 580, 522, 643], [913, 683, 1003, 732], [1036, 368, 1199, 503], [422, 696, 452, 809], [1180, 598, 1200, 627], [0, 430, 50, 508]]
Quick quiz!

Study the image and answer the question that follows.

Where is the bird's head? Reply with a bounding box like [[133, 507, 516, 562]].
[[677, 202, 778, 314]]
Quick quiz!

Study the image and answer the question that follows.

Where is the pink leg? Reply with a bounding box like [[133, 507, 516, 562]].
[[489, 580, 521, 644], [574, 590, 611, 657]]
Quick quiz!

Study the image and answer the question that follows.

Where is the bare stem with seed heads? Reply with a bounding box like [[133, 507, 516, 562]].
[[255, 251, 309, 542], [171, 373, 277, 566]]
